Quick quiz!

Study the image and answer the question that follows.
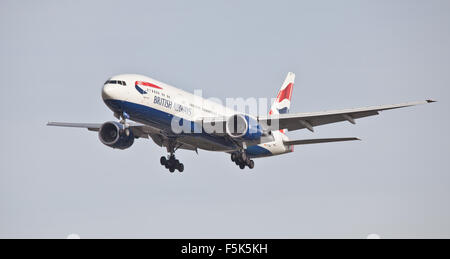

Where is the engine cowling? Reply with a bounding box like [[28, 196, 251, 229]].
[[226, 114, 263, 141], [98, 121, 134, 150]]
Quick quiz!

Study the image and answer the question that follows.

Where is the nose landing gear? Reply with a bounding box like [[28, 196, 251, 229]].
[[231, 152, 255, 170], [115, 111, 131, 136]]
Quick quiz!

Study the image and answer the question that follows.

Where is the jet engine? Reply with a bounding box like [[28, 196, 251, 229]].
[[226, 114, 263, 141], [98, 121, 134, 150]]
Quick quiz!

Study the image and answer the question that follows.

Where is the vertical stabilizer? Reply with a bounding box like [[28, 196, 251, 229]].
[[270, 72, 295, 116]]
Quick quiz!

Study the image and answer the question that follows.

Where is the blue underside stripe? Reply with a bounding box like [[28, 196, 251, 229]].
[[104, 99, 272, 157], [246, 145, 272, 158]]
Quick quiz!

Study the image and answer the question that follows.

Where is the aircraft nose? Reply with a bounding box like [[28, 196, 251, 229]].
[[102, 84, 115, 100]]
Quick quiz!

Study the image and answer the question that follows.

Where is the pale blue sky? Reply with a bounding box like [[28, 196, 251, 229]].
[[1, 0, 449, 238]]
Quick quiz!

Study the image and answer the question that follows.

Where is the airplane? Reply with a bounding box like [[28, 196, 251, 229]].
[[48, 72, 435, 173]]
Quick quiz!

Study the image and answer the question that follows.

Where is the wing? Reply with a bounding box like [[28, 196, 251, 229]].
[[47, 121, 199, 152], [47, 122, 102, 131], [47, 121, 157, 138], [285, 137, 360, 146], [258, 100, 435, 132]]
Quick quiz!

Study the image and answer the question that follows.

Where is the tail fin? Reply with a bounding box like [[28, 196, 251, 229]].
[[270, 72, 295, 115]]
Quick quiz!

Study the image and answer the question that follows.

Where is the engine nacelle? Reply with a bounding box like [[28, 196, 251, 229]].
[[226, 114, 263, 141], [98, 121, 134, 150]]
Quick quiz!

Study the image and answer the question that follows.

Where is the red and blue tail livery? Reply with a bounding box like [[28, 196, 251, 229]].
[[270, 72, 295, 115]]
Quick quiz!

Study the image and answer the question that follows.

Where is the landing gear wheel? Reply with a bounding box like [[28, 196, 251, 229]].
[[160, 156, 167, 166], [245, 158, 251, 165], [178, 163, 184, 173], [169, 167, 175, 173], [248, 160, 255, 169], [239, 163, 246, 169], [240, 152, 247, 162], [231, 153, 237, 162]]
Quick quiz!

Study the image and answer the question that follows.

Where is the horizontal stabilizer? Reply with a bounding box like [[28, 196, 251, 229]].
[[284, 137, 360, 146]]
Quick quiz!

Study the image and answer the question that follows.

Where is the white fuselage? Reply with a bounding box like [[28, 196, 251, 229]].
[[102, 74, 293, 157]]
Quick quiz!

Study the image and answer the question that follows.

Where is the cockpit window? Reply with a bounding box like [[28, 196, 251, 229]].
[[104, 80, 126, 86]]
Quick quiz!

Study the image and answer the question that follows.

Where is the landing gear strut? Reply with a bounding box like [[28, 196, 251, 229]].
[[231, 151, 255, 170], [160, 139, 184, 173], [116, 111, 131, 136]]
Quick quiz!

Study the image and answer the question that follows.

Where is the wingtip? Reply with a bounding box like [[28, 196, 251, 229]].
[[426, 99, 437, 103]]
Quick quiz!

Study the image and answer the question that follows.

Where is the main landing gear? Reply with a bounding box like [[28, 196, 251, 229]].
[[160, 139, 184, 173], [160, 154, 184, 173], [231, 152, 255, 170]]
